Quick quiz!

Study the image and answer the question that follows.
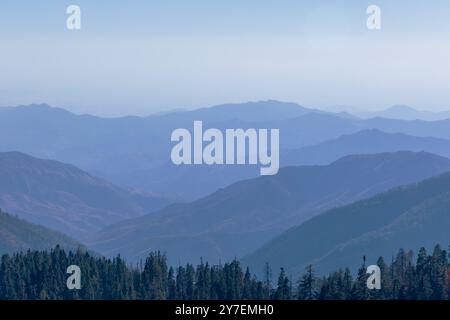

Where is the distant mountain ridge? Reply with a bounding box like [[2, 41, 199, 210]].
[[283, 129, 450, 166], [0, 152, 171, 240], [5, 102, 450, 200], [87, 151, 450, 265], [0, 101, 352, 200], [0, 209, 82, 256], [356, 105, 450, 121], [157, 100, 318, 122]]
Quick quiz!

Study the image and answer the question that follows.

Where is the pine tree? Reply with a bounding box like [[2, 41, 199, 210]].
[[142, 251, 168, 300], [351, 257, 369, 300], [416, 247, 433, 299], [274, 268, 291, 300], [373, 257, 389, 300], [167, 267, 176, 300], [297, 265, 316, 300], [430, 245, 447, 300], [242, 268, 253, 300], [263, 262, 272, 299]]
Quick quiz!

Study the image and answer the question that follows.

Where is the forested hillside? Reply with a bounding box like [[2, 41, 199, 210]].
[[0, 210, 82, 255]]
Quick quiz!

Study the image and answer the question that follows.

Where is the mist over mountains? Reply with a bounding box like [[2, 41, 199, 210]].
[[3, 101, 450, 200], [2, 100, 450, 277]]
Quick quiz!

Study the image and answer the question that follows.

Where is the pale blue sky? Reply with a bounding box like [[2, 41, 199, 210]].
[[0, 1, 449, 116]]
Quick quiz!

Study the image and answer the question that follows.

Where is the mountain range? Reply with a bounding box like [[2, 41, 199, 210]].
[[87, 151, 450, 265], [3, 101, 450, 274], [5, 102, 450, 200]]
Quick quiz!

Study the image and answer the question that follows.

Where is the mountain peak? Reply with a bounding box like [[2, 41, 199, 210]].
[[1, 103, 77, 118]]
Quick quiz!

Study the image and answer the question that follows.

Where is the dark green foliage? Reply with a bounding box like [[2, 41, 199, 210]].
[[0, 247, 269, 300], [274, 268, 291, 300], [297, 265, 316, 300], [0, 245, 450, 300]]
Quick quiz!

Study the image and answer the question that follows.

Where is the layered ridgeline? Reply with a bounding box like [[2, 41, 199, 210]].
[[0, 152, 170, 240], [0, 101, 344, 200], [88, 151, 450, 265], [355, 105, 450, 121], [0, 210, 82, 255], [243, 167, 450, 276], [5, 102, 450, 200], [283, 129, 450, 166]]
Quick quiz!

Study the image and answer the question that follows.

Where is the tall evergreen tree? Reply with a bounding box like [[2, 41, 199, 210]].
[[430, 245, 447, 300], [297, 265, 316, 300], [351, 257, 369, 300], [274, 268, 291, 300], [416, 247, 433, 299]]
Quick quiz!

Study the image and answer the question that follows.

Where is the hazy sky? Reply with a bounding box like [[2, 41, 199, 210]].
[[1, 0, 449, 116]]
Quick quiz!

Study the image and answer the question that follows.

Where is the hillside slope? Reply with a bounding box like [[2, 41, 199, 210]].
[[243, 170, 450, 276], [0, 152, 170, 239], [0, 210, 82, 255]]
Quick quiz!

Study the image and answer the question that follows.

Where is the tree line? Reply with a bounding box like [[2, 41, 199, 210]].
[[0, 245, 449, 300]]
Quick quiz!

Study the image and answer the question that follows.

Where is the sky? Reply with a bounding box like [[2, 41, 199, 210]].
[[0, 0, 449, 116]]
